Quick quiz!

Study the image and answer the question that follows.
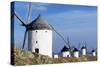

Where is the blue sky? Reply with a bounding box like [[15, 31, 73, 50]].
[[13, 1, 97, 53]]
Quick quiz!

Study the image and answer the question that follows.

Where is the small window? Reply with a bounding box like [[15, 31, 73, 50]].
[[36, 41, 38, 43], [35, 48, 39, 53]]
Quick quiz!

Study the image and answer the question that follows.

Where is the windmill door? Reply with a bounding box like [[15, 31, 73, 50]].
[[35, 48, 39, 53]]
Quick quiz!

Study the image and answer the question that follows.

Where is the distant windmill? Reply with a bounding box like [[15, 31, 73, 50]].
[[91, 47, 97, 56], [61, 46, 71, 57], [80, 42, 87, 56], [73, 47, 79, 58]]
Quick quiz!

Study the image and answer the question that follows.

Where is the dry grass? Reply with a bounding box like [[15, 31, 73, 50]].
[[12, 48, 97, 66]]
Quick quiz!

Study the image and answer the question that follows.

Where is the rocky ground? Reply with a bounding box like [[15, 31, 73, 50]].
[[12, 48, 97, 66]]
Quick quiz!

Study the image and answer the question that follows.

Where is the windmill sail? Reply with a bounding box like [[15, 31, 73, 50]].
[[14, 12, 25, 26], [26, 2, 32, 24], [22, 30, 27, 49], [14, 2, 32, 49], [22, 2, 32, 49], [14, 12, 27, 49], [49, 24, 71, 50]]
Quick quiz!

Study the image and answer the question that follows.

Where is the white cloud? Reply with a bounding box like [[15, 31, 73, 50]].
[[32, 3, 49, 11], [32, 6, 47, 11]]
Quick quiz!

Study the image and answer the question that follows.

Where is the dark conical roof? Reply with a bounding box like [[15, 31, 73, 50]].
[[92, 50, 95, 52], [28, 14, 52, 30], [73, 48, 78, 52], [61, 46, 69, 52], [81, 46, 86, 49]]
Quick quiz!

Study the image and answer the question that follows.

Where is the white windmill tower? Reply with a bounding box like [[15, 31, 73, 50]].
[[13, 2, 53, 57], [91, 49, 96, 56], [73, 48, 79, 58], [81, 42, 87, 56], [53, 53, 59, 58], [81, 46, 87, 56], [28, 15, 52, 57], [61, 46, 71, 57]]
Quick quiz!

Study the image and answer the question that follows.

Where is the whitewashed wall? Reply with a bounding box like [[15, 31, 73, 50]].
[[53, 54, 58, 58], [73, 51, 79, 58], [92, 52, 96, 56], [81, 49, 86, 55], [62, 51, 71, 57], [28, 30, 52, 57]]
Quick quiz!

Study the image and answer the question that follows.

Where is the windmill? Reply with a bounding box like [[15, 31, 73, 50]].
[[13, 2, 53, 57], [12, 2, 71, 57], [81, 42, 87, 56], [91, 47, 97, 56]]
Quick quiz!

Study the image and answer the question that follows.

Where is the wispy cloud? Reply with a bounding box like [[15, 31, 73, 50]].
[[31, 3, 50, 11], [32, 5, 47, 11]]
